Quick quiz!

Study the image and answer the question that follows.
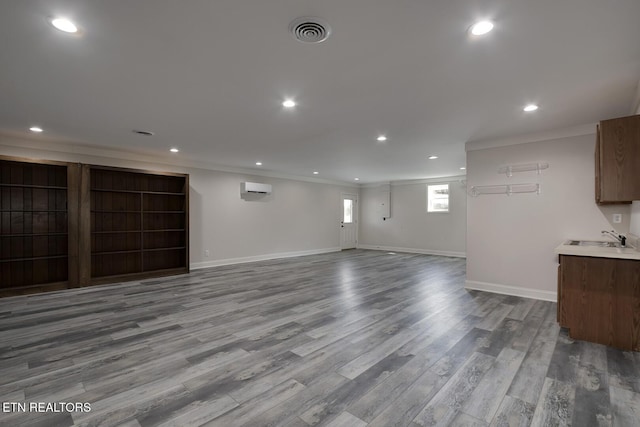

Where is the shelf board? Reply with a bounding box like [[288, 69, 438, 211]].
[[0, 183, 67, 190], [0, 281, 69, 297], [91, 210, 142, 214], [91, 230, 141, 234], [143, 191, 186, 196], [0, 255, 68, 263], [0, 210, 68, 213], [91, 247, 185, 255], [0, 232, 68, 237], [91, 230, 142, 234], [90, 210, 185, 214], [91, 188, 185, 196], [92, 249, 142, 256], [91, 229, 184, 234], [144, 246, 186, 252]]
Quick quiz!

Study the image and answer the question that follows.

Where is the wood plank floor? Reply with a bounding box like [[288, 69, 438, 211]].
[[1, 249, 639, 427]]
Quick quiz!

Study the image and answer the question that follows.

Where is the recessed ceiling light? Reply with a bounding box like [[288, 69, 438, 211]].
[[377, 135, 387, 142], [460, 167, 466, 170], [470, 20, 494, 36], [313, 171, 319, 175], [256, 162, 263, 166], [29, 126, 43, 133], [282, 99, 296, 108], [50, 17, 78, 33], [523, 104, 539, 112], [354, 178, 360, 181], [169, 148, 179, 153], [428, 155, 438, 160], [132, 130, 154, 136]]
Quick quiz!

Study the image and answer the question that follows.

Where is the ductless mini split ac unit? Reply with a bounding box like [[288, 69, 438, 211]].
[[240, 182, 272, 195]]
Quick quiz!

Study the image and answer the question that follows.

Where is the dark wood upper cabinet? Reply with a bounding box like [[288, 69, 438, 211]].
[[596, 114, 640, 204]]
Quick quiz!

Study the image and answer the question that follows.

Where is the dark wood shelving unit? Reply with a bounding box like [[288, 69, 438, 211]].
[[83, 166, 189, 284], [0, 157, 80, 296], [1, 157, 188, 297]]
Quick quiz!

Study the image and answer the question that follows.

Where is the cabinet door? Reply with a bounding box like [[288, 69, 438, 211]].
[[561, 255, 640, 351], [598, 115, 640, 202], [557, 263, 565, 326], [595, 125, 602, 204]]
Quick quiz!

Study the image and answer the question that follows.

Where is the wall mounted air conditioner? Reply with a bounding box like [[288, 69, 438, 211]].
[[241, 182, 272, 195]]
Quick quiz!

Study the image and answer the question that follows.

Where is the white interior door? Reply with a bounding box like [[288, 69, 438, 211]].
[[341, 193, 358, 249]]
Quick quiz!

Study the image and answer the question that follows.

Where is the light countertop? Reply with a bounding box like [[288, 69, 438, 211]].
[[555, 241, 640, 261]]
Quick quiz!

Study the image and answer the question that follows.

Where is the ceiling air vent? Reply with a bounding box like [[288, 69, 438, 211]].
[[289, 17, 331, 44]]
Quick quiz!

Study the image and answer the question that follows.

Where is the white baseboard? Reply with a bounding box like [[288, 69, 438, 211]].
[[357, 244, 466, 258], [190, 247, 341, 270], [465, 280, 557, 302]]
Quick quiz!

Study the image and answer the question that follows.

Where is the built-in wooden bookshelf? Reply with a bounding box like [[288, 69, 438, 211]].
[[0, 158, 79, 295], [84, 166, 189, 283], [0, 157, 188, 297]]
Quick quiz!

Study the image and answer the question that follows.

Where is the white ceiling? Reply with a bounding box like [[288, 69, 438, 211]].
[[1, 0, 639, 184]]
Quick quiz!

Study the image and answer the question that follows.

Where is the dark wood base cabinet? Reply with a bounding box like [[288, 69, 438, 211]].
[[0, 157, 189, 297], [558, 254, 640, 351]]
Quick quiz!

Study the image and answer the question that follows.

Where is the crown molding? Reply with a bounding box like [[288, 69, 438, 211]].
[[360, 181, 391, 188], [361, 174, 467, 187], [390, 174, 467, 186], [0, 132, 358, 188], [465, 122, 596, 152]]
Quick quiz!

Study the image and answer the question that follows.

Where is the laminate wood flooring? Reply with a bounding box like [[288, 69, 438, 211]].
[[1, 250, 639, 426]]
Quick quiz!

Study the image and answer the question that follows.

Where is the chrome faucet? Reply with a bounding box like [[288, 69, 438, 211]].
[[602, 230, 626, 247]]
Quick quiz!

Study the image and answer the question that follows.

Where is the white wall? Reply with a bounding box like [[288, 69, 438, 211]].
[[466, 132, 631, 301], [630, 202, 640, 238], [632, 94, 640, 241], [359, 178, 466, 257], [187, 170, 355, 266], [0, 136, 356, 268]]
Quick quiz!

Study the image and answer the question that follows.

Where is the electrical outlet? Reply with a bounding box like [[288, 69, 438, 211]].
[[204, 250, 210, 257], [613, 214, 622, 224]]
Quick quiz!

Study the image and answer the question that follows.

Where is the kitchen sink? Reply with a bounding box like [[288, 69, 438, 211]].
[[565, 240, 622, 248]]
